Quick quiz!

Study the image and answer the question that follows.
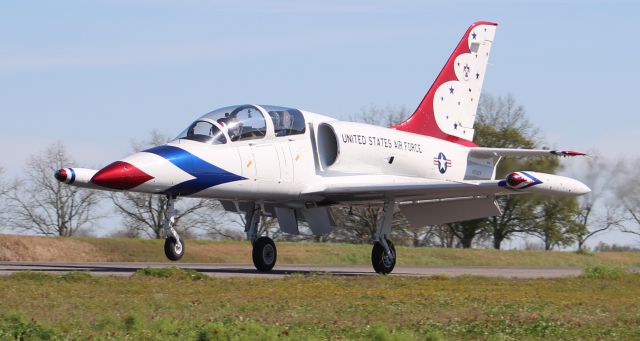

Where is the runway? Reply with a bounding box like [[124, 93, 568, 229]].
[[0, 262, 582, 278]]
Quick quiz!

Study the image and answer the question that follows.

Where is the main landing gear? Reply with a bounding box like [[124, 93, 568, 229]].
[[245, 203, 277, 272], [163, 195, 185, 261], [371, 198, 397, 274]]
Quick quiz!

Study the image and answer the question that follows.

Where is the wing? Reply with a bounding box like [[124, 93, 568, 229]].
[[300, 175, 511, 204], [300, 172, 588, 227], [301, 169, 589, 205]]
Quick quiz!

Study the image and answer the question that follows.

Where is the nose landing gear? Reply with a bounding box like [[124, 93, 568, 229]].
[[163, 195, 184, 261], [164, 235, 184, 261]]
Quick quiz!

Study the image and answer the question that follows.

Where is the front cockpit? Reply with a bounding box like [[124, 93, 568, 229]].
[[175, 104, 306, 144], [180, 120, 227, 144]]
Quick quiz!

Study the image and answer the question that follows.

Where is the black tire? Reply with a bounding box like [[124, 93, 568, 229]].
[[371, 239, 396, 274], [252, 237, 277, 272], [164, 236, 184, 261]]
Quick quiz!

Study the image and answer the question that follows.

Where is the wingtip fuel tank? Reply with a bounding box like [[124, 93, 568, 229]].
[[501, 171, 590, 196]]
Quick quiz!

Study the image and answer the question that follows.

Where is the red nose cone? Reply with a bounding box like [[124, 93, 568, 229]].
[[506, 173, 526, 187], [91, 161, 154, 190]]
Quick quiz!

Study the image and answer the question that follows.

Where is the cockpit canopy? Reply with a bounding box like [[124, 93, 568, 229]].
[[175, 104, 306, 144]]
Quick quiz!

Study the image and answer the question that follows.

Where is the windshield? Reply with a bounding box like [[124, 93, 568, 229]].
[[176, 120, 227, 144]]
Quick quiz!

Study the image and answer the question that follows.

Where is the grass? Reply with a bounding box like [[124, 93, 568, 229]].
[[1, 234, 640, 269], [0, 269, 639, 340]]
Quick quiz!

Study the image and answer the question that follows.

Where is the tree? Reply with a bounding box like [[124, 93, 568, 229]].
[[467, 94, 540, 249], [427, 225, 458, 248], [474, 94, 539, 149], [615, 158, 640, 238], [349, 105, 410, 127], [4, 143, 102, 236], [110, 193, 219, 239], [216, 212, 280, 241], [0, 167, 6, 194], [486, 195, 537, 249], [572, 155, 624, 250], [527, 196, 582, 250], [330, 205, 409, 244], [110, 131, 223, 239], [448, 219, 488, 248], [471, 94, 586, 250], [0, 167, 8, 231]]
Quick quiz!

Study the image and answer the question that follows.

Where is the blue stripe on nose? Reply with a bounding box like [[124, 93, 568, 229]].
[[144, 145, 245, 196]]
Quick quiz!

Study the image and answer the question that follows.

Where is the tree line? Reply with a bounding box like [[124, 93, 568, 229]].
[[0, 94, 635, 250]]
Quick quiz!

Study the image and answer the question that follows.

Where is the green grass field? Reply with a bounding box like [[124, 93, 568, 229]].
[[1, 234, 640, 269], [2, 235, 640, 339], [0, 268, 638, 340]]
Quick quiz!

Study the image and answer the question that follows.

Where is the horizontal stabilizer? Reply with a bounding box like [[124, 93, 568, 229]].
[[469, 148, 588, 158]]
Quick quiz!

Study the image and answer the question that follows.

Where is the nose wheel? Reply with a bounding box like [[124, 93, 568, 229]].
[[162, 195, 184, 261], [164, 236, 184, 261]]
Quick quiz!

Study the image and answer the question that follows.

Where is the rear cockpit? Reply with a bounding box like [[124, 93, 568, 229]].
[[175, 104, 306, 144], [262, 105, 306, 137]]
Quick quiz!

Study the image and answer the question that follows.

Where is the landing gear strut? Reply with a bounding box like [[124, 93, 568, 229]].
[[245, 203, 277, 272], [371, 198, 396, 274], [163, 195, 184, 261]]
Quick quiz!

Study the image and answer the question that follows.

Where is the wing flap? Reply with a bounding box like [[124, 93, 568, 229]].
[[399, 197, 501, 227]]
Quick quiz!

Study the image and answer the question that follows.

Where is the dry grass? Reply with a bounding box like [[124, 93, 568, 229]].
[[0, 234, 104, 262], [1, 234, 640, 269]]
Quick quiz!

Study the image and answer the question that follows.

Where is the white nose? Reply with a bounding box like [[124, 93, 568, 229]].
[[574, 181, 591, 195]]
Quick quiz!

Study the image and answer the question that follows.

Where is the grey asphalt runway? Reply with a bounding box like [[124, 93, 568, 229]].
[[0, 262, 582, 278]]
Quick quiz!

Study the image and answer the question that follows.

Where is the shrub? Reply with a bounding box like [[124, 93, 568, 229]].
[[133, 267, 208, 281], [9, 271, 52, 281], [59, 271, 93, 282], [582, 265, 625, 279], [123, 314, 139, 331], [0, 313, 57, 340]]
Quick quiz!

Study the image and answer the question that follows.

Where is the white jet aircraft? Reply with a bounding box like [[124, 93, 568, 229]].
[[55, 21, 590, 274]]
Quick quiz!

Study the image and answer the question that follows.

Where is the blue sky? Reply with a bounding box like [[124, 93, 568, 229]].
[[1, 1, 637, 244]]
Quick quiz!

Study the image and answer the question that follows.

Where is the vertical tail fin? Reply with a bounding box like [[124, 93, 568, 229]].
[[393, 21, 497, 147]]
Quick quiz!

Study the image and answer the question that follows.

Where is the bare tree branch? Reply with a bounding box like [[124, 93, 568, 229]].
[[4, 143, 102, 236], [613, 158, 640, 239]]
